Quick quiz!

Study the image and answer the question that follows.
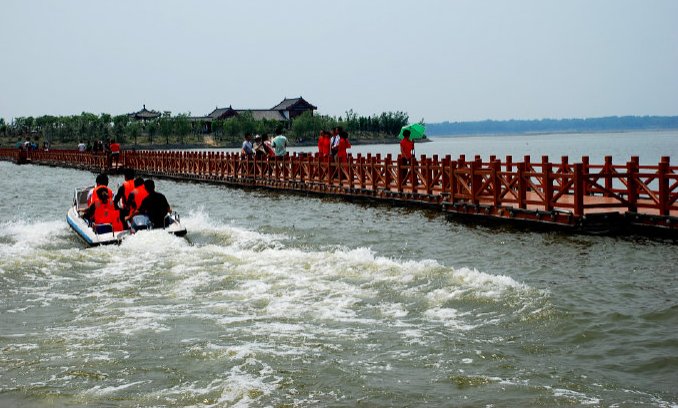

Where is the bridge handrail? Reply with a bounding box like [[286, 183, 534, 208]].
[[2, 148, 675, 217]]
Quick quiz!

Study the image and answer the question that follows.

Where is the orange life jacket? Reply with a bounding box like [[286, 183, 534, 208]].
[[132, 185, 149, 210], [88, 185, 113, 206], [93, 200, 123, 232], [122, 179, 136, 202]]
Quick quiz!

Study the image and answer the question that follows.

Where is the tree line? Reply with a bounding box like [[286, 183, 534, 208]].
[[426, 116, 678, 136], [0, 110, 409, 147]]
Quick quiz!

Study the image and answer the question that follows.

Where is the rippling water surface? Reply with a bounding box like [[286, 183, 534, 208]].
[[1, 136, 677, 407]]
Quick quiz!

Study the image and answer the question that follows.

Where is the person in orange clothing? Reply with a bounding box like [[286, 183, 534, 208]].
[[87, 174, 114, 206], [336, 130, 351, 162], [109, 140, 121, 168], [318, 130, 331, 158], [126, 177, 149, 216], [400, 130, 415, 164], [83, 188, 124, 232]]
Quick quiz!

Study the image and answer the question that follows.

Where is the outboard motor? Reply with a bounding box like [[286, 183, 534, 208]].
[[130, 215, 153, 232]]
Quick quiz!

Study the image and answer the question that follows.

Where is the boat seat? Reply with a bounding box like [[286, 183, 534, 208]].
[[93, 223, 113, 234]]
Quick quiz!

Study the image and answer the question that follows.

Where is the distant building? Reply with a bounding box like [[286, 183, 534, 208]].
[[129, 105, 161, 121], [207, 97, 317, 122], [187, 96, 316, 133]]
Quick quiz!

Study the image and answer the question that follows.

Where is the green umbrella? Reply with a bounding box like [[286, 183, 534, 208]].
[[398, 123, 426, 140]]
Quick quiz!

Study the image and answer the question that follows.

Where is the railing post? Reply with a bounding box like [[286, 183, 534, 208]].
[[425, 158, 433, 195], [347, 154, 355, 189], [581, 156, 590, 194], [384, 154, 393, 192], [604, 155, 613, 196], [449, 160, 458, 202], [626, 160, 638, 213], [470, 160, 480, 205], [517, 162, 526, 209], [573, 163, 584, 216], [543, 162, 553, 211], [492, 160, 501, 206], [658, 160, 669, 216]]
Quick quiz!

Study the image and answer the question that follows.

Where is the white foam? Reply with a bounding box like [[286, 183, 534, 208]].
[[0, 219, 69, 255]]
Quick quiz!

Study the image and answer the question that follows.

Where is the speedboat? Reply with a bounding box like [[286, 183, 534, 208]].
[[67, 185, 187, 247]]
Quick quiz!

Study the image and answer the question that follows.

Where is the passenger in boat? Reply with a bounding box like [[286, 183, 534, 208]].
[[271, 128, 288, 158], [137, 179, 172, 228], [126, 177, 148, 215], [87, 174, 114, 206], [114, 169, 136, 210], [318, 130, 331, 158], [83, 188, 124, 232], [113, 169, 136, 227]]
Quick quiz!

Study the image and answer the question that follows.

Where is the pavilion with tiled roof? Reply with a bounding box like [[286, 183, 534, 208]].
[[129, 105, 161, 121]]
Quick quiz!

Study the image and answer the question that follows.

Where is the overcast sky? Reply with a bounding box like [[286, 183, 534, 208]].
[[1, 0, 677, 123]]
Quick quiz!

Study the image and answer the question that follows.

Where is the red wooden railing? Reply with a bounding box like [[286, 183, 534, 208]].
[[2, 148, 676, 220]]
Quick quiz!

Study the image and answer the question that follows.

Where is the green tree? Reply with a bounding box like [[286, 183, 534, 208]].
[[174, 114, 191, 145], [126, 121, 142, 146], [147, 120, 158, 144], [159, 113, 173, 144], [112, 115, 130, 143]]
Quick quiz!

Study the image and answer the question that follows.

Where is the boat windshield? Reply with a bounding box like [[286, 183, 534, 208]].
[[74, 186, 93, 212]]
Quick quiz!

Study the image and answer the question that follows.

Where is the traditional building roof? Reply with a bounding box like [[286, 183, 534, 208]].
[[129, 105, 161, 120], [207, 107, 287, 121], [207, 106, 237, 120], [271, 96, 317, 111], [206, 97, 316, 122], [238, 110, 288, 121]]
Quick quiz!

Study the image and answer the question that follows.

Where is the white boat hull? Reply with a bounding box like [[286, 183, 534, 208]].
[[67, 185, 187, 247]]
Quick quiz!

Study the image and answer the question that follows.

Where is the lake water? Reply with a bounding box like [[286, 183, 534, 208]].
[[1, 131, 677, 407]]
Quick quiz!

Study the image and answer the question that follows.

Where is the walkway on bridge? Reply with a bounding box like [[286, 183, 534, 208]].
[[2, 148, 676, 236]]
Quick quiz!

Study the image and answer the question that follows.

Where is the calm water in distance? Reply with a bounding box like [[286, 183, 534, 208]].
[[1, 131, 677, 406]]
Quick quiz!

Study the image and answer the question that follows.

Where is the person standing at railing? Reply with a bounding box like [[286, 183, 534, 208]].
[[400, 130, 415, 164], [330, 126, 342, 158], [318, 130, 331, 158], [109, 140, 121, 168], [271, 128, 288, 158], [399, 130, 415, 186], [336, 130, 351, 162], [241, 133, 254, 158]]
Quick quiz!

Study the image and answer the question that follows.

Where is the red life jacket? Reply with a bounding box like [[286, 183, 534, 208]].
[[88, 185, 113, 206], [132, 185, 149, 210], [110, 143, 121, 153], [122, 179, 136, 202], [94, 201, 123, 232]]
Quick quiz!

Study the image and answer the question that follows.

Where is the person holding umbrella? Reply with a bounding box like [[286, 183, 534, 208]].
[[398, 123, 426, 187], [400, 129, 415, 165]]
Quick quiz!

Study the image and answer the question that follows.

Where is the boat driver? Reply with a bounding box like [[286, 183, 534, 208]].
[[137, 179, 172, 228]]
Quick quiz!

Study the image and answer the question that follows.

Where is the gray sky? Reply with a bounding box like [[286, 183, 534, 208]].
[[1, 0, 677, 123]]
